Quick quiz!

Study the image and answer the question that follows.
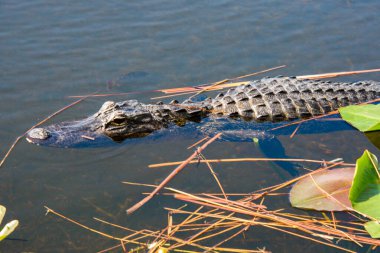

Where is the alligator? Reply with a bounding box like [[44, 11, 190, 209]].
[[26, 76, 380, 148]]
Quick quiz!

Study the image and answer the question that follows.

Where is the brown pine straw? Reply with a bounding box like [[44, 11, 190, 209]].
[[126, 133, 222, 215], [148, 157, 354, 168], [165, 207, 357, 253], [167, 212, 237, 250], [168, 194, 379, 251], [0, 95, 93, 168]]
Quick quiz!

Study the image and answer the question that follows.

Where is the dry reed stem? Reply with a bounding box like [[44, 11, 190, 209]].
[[158, 67, 380, 97], [168, 212, 236, 250], [143, 192, 282, 197], [169, 188, 380, 246], [95, 215, 219, 253], [69, 91, 147, 99], [151, 91, 199, 100], [159, 65, 286, 95], [166, 205, 369, 252], [261, 223, 356, 253], [94, 217, 159, 237], [149, 157, 354, 168], [309, 174, 372, 224], [187, 136, 210, 150], [126, 133, 222, 215], [331, 211, 337, 230], [270, 110, 340, 131], [211, 198, 266, 249], [251, 161, 346, 194], [190, 223, 243, 244], [297, 68, 380, 80], [44, 207, 144, 245], [198, 153, 228, 200], [170, 189, 314, 234], [308, 175, 363, 247], [309, 174, 354, 211], [184, 65, 287, 101], [149, 206, 206, 252], [187, 79, 229, 100], [290, 123, 302, 139], [211, 224, 250, 249]]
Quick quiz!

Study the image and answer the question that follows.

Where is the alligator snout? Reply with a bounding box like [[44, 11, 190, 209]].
[[26, 128, 51, 143]]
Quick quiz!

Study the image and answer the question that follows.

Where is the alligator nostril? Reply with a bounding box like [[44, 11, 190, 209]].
[[27, 128, 51, 140]]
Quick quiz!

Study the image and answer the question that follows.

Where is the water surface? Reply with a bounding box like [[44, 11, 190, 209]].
[[1, 1, 380, 252]]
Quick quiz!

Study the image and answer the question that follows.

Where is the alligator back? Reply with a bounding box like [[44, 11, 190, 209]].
[[209, 77, 380, 121]]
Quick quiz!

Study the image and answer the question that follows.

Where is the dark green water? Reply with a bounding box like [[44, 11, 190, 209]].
[[1, 1, 380, 252]]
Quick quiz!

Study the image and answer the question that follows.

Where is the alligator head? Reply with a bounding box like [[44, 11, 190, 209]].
[[26, 100, 166, 147]]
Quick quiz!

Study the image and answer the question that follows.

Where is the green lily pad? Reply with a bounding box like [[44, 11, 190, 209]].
[[364, 221, 380, 238], [349, 150, 380, 238], [349, 150, 380, 219], [290, 167, 354, 211], [339, 104, 380, 132]]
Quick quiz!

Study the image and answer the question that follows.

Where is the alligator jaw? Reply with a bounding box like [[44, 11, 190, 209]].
[[25, 100, 167, 147], [25, 122, 103, 147]]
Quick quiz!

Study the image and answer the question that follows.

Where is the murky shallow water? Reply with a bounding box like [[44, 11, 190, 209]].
[[1, 1, 380, 252]]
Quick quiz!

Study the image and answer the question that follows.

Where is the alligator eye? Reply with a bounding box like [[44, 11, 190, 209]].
[[111, 118, 127, 125]]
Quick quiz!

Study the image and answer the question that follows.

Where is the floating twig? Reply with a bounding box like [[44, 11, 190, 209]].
[[297, 68, 380, 80], [149, 157, 354, 168], [126, 133, 222, 215]]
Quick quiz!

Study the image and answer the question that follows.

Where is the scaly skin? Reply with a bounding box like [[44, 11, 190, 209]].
[[26, 77, 380, 147]]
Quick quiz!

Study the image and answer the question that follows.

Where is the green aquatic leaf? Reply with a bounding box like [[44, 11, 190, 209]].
[[0, 205, 19, 242], [0, 220, 19, 241], [349, 150, 380, 219], [339, 104, 380, 132], [0, 206, 5, 225], [364, 221, 380, 238], [290, 167, 354, 211]]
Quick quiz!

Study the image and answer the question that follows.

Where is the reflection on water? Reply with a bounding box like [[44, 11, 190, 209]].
[[1, 0, 380, 252]]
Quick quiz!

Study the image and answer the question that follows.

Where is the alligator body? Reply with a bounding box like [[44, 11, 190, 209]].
[[26, 77, 380, 147]]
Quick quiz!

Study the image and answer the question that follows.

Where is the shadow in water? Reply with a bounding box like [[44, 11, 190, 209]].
[[365, 131, 380, 151]]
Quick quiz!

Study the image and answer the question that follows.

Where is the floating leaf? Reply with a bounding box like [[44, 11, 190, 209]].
[[0, 206, 5, 225], [0, 220, 19, 241], [290, 168, 354, 211], [364, 221, 380, 238], [339, 104, 380, 132], [0, 205, 19, 242], [349, 150, 380, 219]]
